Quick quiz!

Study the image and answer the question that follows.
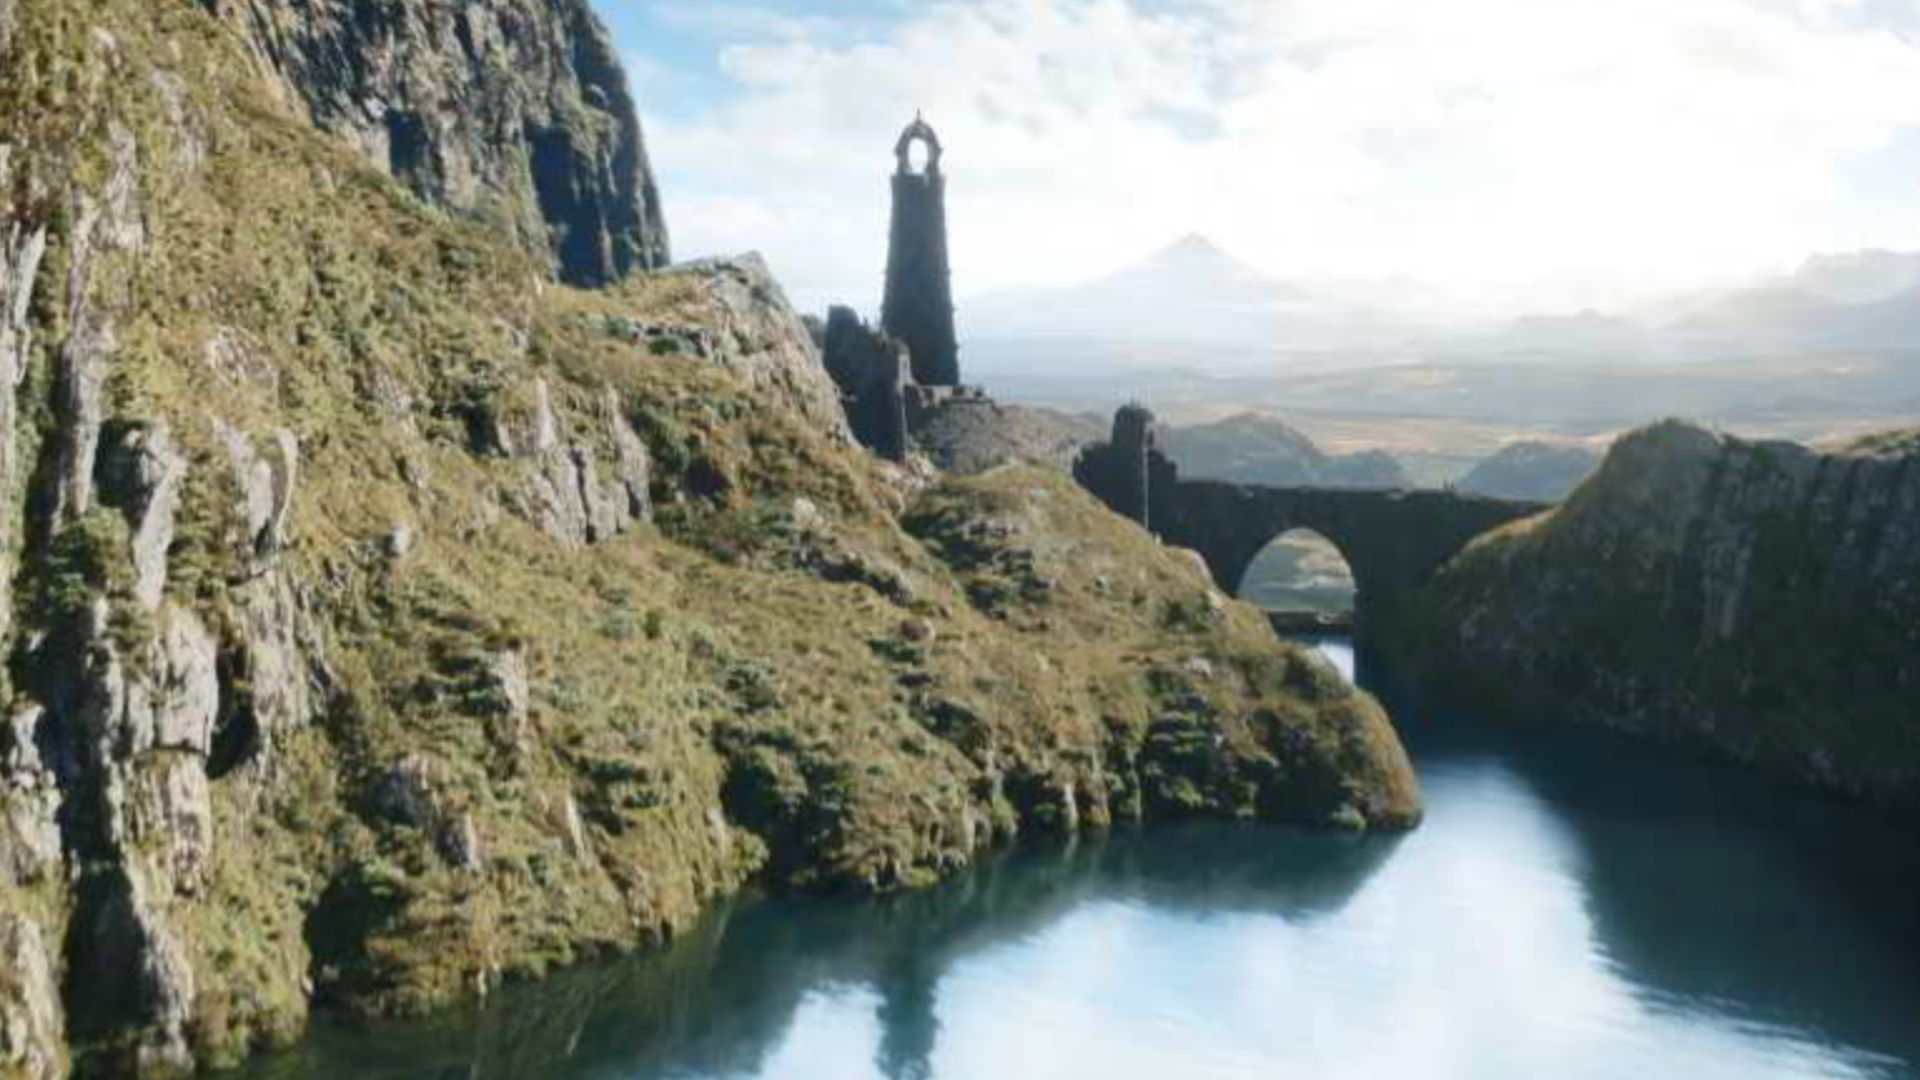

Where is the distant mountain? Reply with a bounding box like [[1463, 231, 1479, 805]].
[[963, 235, 1424, 372], [966, 240, 1920, 380], [1446, 259, 1920, 363], [1801, 286, 1920, 351], [1158, 413, 1412, 489], [1660, 282, 1920, 354], [1664, 286, 1838, 342], [1784, 250, 1920, 304], [1604, 249, 1920, 356], [1435, 309, 1670, 363], [1458, 441, 1601, 502]]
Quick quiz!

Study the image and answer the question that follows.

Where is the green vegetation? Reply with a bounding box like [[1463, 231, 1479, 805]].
[[1389, 419, 1920, 805], [0, 0, 1421, 1073]]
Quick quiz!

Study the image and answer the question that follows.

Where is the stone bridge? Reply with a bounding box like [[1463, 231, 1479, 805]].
[[1155, 480, 1544, 631], [1075, 406, 1546, 637]]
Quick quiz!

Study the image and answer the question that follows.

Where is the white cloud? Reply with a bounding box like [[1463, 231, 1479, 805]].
[[631, 0, 1920, 316]]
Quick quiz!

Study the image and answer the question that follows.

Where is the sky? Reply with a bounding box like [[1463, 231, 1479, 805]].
[[592, 0, 1920, 317]]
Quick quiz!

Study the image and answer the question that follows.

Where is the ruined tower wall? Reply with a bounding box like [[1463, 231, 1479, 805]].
[[1111, 404, 1158, 528], [1075, 404, 1164, 529], [823, 306, 910, 462]]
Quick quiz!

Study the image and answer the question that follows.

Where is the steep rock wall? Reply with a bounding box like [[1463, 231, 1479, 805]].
[[1396, 420, 1920, 802], [202, 0, 669, 286]]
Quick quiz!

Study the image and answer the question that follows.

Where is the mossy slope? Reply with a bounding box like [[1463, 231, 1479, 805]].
[[1392, 419, 1920, 803], [0, 2, 1419, 1076]]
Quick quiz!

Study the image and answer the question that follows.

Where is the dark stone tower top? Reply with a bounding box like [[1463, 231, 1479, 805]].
[[883, 115, 961, 388], [894, 115, 944, 176]]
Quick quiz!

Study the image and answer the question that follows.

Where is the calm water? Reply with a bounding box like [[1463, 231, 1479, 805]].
[[243, 639, 1920, 1079]]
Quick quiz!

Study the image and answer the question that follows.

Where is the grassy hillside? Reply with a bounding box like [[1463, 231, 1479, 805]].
[[0, 2, 1419, 1074]]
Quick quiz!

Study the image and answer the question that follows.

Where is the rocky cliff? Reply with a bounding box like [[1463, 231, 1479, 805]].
[[0, 2, 1417, 1075], [1394, 420, 1920, 802], [201, 0, 670, 286]]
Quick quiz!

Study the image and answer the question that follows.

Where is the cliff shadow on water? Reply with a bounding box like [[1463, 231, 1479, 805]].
[[230, 824, 1402, 1079], [1358, 647, 1920, 1070]]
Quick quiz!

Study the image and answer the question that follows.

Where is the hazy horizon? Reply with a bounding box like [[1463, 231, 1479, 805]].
[[592, 0, 1920, 317]]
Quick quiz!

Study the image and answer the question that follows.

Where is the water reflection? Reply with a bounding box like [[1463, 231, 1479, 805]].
[[238, 640, 1920, 1080], [1386, 695, 1920, 1070], [1363, 651, 1920, 1079], [246, 825, 1399, 1079]]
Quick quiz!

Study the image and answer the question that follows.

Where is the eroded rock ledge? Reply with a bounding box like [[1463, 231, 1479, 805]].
[[1393, 420, 1920, 802]]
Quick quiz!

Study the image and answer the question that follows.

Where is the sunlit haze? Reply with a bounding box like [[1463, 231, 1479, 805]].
[[594, 0, 1920, 316]]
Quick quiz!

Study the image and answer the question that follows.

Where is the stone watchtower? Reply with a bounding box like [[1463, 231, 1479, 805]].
[[821, 306, 910, 462], [882, 115, 961, 387]]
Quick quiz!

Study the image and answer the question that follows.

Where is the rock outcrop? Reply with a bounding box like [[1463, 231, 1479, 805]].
[[0, 914, 61, 1078], [908, 394, 1101, 476], [658, 256, 849, 439], [203, 0, 670, 286], [1395, 420, 1920, 802]]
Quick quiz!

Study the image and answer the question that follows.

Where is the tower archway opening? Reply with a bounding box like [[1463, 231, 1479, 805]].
[[905, 136, 932, 175], [1237, 528, 1357, 633]]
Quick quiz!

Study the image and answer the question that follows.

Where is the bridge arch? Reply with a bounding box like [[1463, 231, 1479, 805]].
[[1153, 481, 1543, 640], [1236, 527, 1358, 624]]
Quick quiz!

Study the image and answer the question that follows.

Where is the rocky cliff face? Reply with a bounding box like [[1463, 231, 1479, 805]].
[[1396, 420, 1920, 802], [202, 0, 670, 286], [0, 2, 1416, 1076]]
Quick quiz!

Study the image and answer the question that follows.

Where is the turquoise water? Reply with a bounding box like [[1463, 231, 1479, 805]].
[[243, 640, 1920, 1079]]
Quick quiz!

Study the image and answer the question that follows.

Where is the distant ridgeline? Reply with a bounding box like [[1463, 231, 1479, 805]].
[[1156, 414, 1412, 491], [1457, 441, 1601, 502]]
